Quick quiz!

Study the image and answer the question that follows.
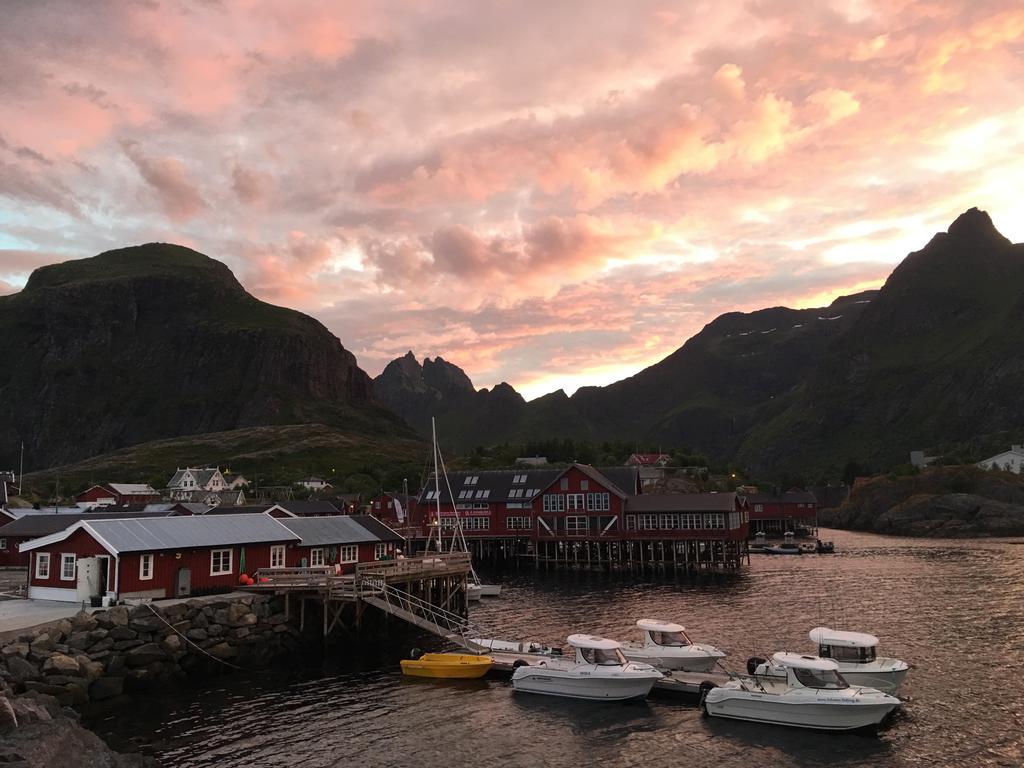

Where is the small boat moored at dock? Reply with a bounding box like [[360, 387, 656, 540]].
[[511, 634, 663, 701], [469, 638, 563, 657], [621, 619, 725, 672], [401, 652, 493, 679], [701, 652, 901, 731], [761, 531, 813, 555], [810, 627, 909, 694]]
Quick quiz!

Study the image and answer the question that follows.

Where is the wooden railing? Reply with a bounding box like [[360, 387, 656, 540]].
[[355, 551, 472, 579], [249, 553, 473, 592], [250, 566, 336, 588]]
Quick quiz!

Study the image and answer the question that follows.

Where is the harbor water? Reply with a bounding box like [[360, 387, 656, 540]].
[[88, 530, 1024, 767]]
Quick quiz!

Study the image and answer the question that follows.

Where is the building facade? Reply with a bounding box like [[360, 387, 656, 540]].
[[744, 490, 819, 535]]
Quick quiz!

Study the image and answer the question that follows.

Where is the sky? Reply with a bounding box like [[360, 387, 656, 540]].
[[1, 1, 1022, 400]]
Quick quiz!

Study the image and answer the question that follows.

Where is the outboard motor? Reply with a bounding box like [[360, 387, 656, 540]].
[[747, 656, 768, 675]]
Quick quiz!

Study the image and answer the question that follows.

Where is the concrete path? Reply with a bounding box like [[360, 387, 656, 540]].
[[0, 599, 94, 639]]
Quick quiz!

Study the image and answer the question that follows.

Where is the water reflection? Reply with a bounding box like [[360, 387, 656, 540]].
[[88, 529, 1024, 767]]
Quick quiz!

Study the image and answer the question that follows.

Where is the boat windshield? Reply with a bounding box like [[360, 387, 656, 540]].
[[818, 644, 876, 664], [793, 667, 849, 689], [650, 630, 691, 647], [581, 647, 627, 666]]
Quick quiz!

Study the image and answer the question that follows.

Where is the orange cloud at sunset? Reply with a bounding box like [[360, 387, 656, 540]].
[[1, 0, 1022, 397]]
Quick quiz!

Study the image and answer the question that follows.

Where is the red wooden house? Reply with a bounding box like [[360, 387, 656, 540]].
[[76, 483, 161, 507], [744, 490, 818, 535], [20, 513, 406, 602]]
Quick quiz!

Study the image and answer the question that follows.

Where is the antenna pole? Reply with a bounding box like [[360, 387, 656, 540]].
[[18, 442, 24, 496]]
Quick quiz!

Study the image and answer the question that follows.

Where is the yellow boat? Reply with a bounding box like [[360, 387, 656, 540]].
[[400, 653, 493, 679]]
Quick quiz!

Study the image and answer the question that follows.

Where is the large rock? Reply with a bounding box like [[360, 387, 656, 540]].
[[89, 676, 124, 701], [185, 628, 208, 642], [65, 632, 93, 651], [160, 635, 182, 655], [42, 654, 81, 677], [6, 656, 39, 684], [1, 644, 30, 658], [129, 616, 166, 633], [108, 606, 129, 627], [206, 643, 236, 660], [0, 695, 17, 731], [69, 611, 98, 632], [125, 643, 166, 668], [108, 627, 137, 641]]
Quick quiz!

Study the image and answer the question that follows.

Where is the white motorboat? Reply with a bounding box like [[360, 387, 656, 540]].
[[511, 634, 663, 701], [621, 619, 726, 672], [467, 584, 483, 601], [809, 627, 909, 694], [702, 652, 901, 731], [476, 582, 502, 597], [469, 638, 562, 656]]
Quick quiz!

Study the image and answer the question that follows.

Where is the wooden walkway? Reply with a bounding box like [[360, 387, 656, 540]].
[[244, 553, 475, 639]]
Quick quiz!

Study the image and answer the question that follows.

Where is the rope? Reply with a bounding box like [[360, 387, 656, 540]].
[[144, 602, 268, 673]]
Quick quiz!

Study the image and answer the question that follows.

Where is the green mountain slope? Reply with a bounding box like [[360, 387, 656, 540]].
[[0, 243, 404, 470]]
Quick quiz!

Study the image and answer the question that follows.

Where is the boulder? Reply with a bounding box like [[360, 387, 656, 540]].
[[10, 695, 54, 725], [206, 624, 224, 637], [213, 609, 229, 626], [160, 635, 182, 655], [1, 644, 30, 658], [6, 656, 39, 684], [52, 620, 73, 642], [65, 632, 92, 651], [226, 603, 250, 626], [88, 637, 115, 653], [185, 628, 208, 642], [125, 643, 166, 668], [206, 643, 236, 660], [112, 640, 144, 651], [29, 634, 55, 655], [230, 628, 250, 640], [129, 616, 166, 633], [109, 627, 137, 641], [62, 681, 90, 706], [0, 695, 16, 731], [42, 654, 81, 676], [89, 676, 124, 701], [108, 606, 129, 627], [69, 611, 99, 632]]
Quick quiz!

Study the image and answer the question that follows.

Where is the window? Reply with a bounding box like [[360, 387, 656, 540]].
[[566, 493, 585, 510], [560, 478, 569, 490], [580, 479, 589, 490], [456, 503, 473, 510], [210, 548, 233, 575], [375, 543, 388, 560], [542, 494, 565, 512], [472, 502, 489, 510], [506, 502, 527, 509], [793, 668, 848, 690], [659, 514, 679, 529], [0, 538, 6, 550], [425, 490, 438, 500], [458, 490, 471, 499], [565, 516, 589, 534], [506, 516, 532, 530], [35, 553, 50, 579], [512, 474, 526, 484], [464, 517, 490, 531], [526, 488, 540, 497], [374, 501, 381, 509], [138, 554, 154, 580], [61, 554, 76, 581], [340, 545, 358, 563], [754, 504, 764, 512], [464, 476, 479, 485], [703, 514, 724, 529], [310, 548, 325, 567], [270, 545, 286, 569], [819, 645, 876, 664], [625, 515, 637, 530], [585, 492, 610, 511]]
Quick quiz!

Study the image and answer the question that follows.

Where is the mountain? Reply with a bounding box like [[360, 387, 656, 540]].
[[0, 243, 403, 470], [737, 207, 1024, 475], [375, 208, 1024, 479]]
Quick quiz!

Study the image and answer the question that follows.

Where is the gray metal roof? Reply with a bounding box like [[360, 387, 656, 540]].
[[744, 491, 818, 504], [626, 493, 738, 513], [273, 500, 341, 516], [277, 515, 395, 547], [84, 514, 298, 553], [1, 510, 172, 538]]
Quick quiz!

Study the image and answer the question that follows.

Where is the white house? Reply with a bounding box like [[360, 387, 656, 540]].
[[298, 477, 333, 490], [166, 467, 228, 500], [977, 445, 1024, 474]]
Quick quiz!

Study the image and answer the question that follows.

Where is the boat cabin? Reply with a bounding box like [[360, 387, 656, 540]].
[[809, 627, 879, 664], [765, 652, 849, 690], [636, 618, 692, 647], [568, 634, 628, 666]]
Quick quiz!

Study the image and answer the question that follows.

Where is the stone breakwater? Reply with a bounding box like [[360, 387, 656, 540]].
[[0, 593, 303, 767]]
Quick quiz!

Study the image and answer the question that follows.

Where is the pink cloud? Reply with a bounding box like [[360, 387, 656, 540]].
[[122, 141, 207, 222]]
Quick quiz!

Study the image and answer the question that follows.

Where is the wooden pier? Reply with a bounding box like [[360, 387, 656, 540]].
[[246, 552, 475, 639]]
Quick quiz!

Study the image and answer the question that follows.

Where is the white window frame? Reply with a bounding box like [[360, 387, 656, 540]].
[[374, 543, 387, 560], [210, 548, 233, 576], [0, 537, 6, 550], [566, 493, 585, 510], [506, 516, 531, 530], [339, 544, 358, 563], [60, 553, 76, 581], [139, 553, 154, 581], [565, 515, 589, 533], [310, 548, 325, 567], [270, 545, 286, 569], [35, 552, 51, 580]]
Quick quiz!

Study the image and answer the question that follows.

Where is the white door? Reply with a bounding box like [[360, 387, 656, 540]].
[[76, 557, 101, 602]]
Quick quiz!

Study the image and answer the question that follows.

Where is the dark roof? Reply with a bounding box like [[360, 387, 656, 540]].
[[626, 493, 738, 513], [417, 468, 562, 505], [272, 500, 341, 516], [0, 510, 172, 538], [594, 466, 640, 497], [351, 515, 404, 542], [744, 491, 818, 504], [202, 504, 276, 516], [277, 515, 403, 547]]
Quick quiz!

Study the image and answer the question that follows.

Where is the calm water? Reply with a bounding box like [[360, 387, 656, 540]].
[[89, 530, 1024, 767]]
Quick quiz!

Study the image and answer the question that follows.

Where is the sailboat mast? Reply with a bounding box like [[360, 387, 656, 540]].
[[431, 418, 442, 551]]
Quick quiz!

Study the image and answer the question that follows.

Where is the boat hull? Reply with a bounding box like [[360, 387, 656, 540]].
[[837, 667, 908, 695], [622, 646, 722, 673], [704, 692, 898, 730], [401, 654, 493, 679], [477, 584, 502, 597], [512, 668, 659, 701]]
